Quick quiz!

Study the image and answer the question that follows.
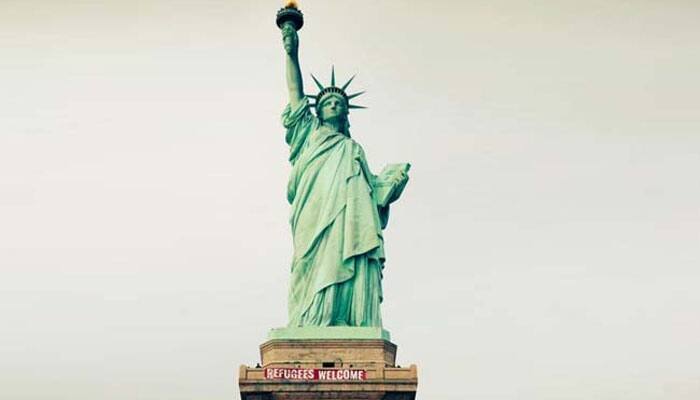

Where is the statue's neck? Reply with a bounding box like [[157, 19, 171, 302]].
[[321, 120, 344, 133]]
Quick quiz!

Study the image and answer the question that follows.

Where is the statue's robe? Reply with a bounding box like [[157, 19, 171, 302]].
[[283, 98, 408, 327]]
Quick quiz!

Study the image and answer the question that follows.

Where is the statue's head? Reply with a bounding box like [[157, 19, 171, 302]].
[[317, 93, 348, 122], [317, 92, 349, 135], [309, 68, 366, 135]]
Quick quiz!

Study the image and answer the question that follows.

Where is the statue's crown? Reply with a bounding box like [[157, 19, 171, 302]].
[[308, 67, 366, 111]]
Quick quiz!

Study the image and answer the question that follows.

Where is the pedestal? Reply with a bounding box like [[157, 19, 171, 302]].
[[238, 328, 418, 400]]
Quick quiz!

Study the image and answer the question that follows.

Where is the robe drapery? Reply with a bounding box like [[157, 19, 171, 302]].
[[283, 98, 409, 327]]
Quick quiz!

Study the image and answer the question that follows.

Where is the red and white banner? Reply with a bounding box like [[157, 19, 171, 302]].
[[264, 367, 367, 381]]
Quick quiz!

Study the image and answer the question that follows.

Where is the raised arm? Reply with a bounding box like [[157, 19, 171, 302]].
[[282, 24, 304, 109]]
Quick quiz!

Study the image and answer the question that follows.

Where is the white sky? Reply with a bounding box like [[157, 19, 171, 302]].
[[1, 1, 699, 399]]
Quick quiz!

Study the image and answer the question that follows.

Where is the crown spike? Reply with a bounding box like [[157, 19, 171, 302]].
[[341, 75, 356, 91], [331, 66, 336, 87], [310, 74, 325, 91], [348, 104, 367, 109], [348, 91, 365, 100]]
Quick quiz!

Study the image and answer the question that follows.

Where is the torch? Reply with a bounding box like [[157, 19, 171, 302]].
[[276, 0, 304, 31]]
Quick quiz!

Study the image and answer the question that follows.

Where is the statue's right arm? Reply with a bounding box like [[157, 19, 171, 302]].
[[282, 25, 304, 110]]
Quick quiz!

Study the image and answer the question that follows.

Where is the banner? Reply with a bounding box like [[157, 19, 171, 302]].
[[264, 367, 367, 381]]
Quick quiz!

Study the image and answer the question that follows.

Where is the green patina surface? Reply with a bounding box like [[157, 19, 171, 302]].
[[268, 327, 391, 341], [278, 18, 410, 334]]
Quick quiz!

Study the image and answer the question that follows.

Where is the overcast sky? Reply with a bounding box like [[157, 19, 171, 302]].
[[1, 1, 699, 399]]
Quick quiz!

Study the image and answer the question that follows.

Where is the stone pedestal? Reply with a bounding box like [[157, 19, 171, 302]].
[[239, 328, 417, 400]]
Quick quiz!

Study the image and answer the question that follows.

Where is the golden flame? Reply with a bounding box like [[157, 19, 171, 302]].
[[285, 0, 299, 8]]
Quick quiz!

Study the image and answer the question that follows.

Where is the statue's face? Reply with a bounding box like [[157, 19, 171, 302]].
[[318, 95, 347, 122]]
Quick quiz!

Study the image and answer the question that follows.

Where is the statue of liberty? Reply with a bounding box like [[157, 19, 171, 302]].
[[280, 20, 410, 328]]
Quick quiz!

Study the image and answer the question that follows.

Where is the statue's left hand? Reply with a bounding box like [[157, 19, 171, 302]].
[[393, 170, 408, 185], [390, 164, 410, 185]]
